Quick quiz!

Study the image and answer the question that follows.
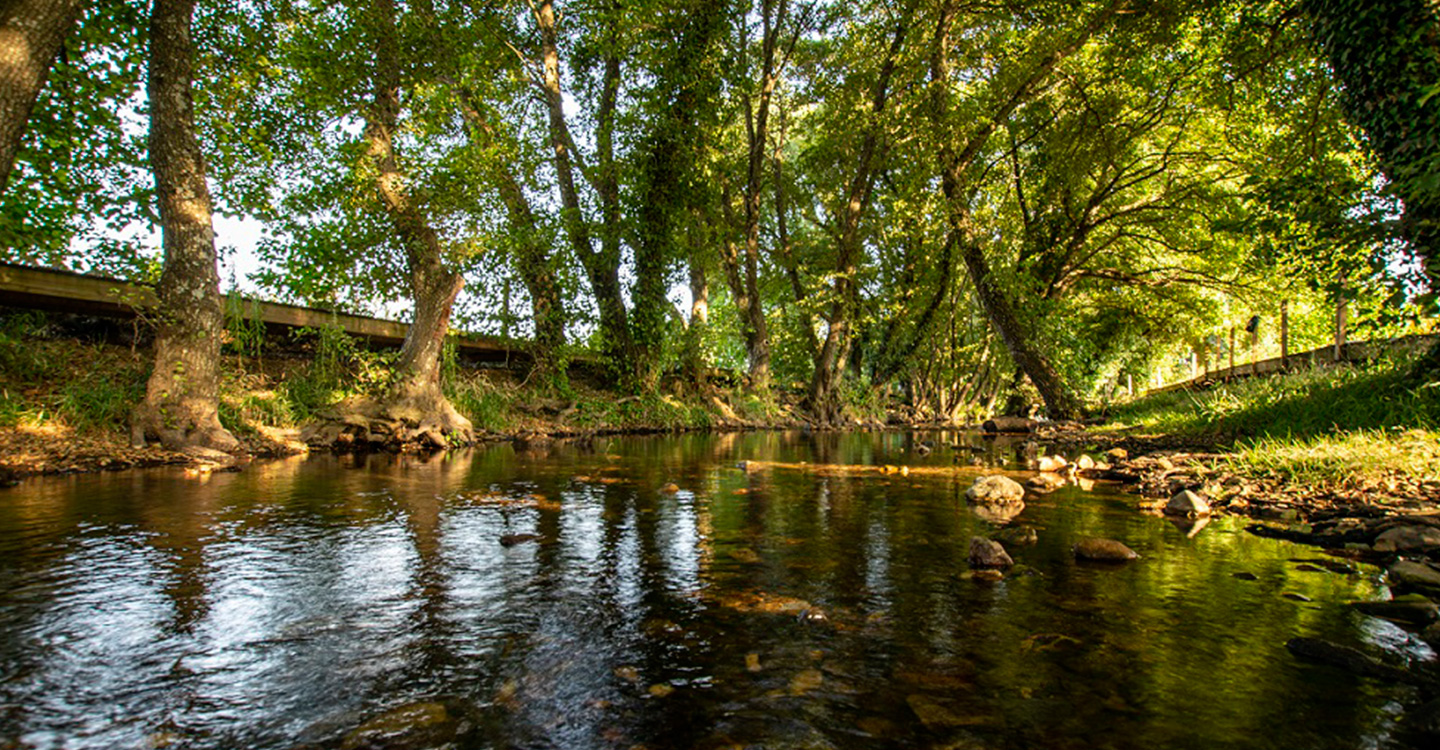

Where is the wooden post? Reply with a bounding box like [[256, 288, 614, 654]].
[[1126, 373, 1133, 397], [1280, 299, 1289, 368], [1249, 327, 1258, 375], [1228, 326, 1236, 376], [1334, 293, 1348, 362]]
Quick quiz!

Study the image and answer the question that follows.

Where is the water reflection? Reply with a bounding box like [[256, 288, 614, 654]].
[[0, 433, 1416, 749]]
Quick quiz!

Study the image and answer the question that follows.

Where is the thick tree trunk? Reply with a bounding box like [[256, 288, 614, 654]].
[[304, 0, 471, 449], [925, 0, 1107, 421], [0, 0, 84, 194], [130, 0, 239, 454], [684, 249, 711, 386]]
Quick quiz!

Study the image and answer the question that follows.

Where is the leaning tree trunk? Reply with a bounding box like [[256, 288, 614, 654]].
[[130, 0, 239, 454], [0, 0, 85, 194], [303, 0, 471, 450]]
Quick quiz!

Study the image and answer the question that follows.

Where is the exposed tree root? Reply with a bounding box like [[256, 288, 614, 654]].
[[302, 393, 474, 451]]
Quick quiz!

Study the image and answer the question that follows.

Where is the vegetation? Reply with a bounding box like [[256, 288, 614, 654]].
[[0, 0, 1437, 450]]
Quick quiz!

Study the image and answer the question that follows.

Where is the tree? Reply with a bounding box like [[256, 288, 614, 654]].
[[0, 0, 85, 194], [130, 0, 239, 453]]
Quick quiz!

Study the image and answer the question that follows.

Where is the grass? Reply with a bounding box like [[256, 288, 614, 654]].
[[1112, 353, 1440, 489], [1111, 354, 1439, 441], [1228, 428, 1440, 488]]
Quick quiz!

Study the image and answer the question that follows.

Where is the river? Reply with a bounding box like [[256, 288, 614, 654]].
[[0, 431, 1425, 749]]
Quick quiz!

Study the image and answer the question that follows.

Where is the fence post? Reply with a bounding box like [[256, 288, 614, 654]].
[[1280, 299, 1289, 368]]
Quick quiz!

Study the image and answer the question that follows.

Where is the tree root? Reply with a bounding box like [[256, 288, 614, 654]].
[[301, 395, 475, 451]]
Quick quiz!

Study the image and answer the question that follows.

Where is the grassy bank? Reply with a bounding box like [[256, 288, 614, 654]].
[[1109, 354, 1440, 489], [0, 311, 819, 474]]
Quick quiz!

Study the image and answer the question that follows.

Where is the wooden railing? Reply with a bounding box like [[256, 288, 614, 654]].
[[1146, 333, 1437, 395], [0, 261, 528, 363]]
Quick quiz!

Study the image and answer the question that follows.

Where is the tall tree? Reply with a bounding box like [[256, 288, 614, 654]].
[[0, 0, 85, 194], [130, 0, 239, 453], [347, 0, 473, 446]]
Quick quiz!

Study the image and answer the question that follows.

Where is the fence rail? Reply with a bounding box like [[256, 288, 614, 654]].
[[0, 262, 528, 363], [1145, 333, 1437, 396]]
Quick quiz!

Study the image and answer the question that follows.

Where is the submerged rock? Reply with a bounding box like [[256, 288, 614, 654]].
[[993, 526, 1038, 546], [1350, 598, 1440, 626], [966, 475, 1025, 505], [500, 533, 542, 547], [1073, 538, 1139, 562], [968, 537, 1013, 569], [1165, 490, 1211, 517], [1285, 637, 1421, 685], [971, 503, 1024, 525], [1405, 698, 1440, 741], [1389, 560, 1440, 592], [341, 701, 456, 750], [1026, 473, 1066, 494]]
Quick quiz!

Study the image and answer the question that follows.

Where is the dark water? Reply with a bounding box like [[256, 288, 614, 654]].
[[0, 431, 1428, 749]]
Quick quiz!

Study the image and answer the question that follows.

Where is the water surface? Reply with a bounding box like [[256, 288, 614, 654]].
[[0, 432, 1424, 749]]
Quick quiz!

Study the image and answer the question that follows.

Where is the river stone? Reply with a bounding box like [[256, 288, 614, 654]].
[[1165, 490, 1211, 517], [1374, 526, 1440, 553], [342, 701, 455, 750], [1073, 537, 1139, 562], [1106, 447, 1128, 461], [966, 475, 1025, 505], [972, 503, 1024, 525], [1350, 598, 1440, 626], [1406, 697, 1440, 740], [1026, 472, 1066, 494], [968, 537, 1013, 569], [1076, 454, 1096, 471], [1389, 560, 1440, 591], [1037, 455, 1068, 472], [1423, 622, 1440, 650]]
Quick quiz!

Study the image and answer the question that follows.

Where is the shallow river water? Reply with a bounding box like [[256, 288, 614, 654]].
[[0, 431, 1428, 749]]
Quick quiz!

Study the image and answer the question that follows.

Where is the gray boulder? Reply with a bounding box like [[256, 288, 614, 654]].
[[1389, 560, 1440, 591], [1374, 526, 1440, 553]]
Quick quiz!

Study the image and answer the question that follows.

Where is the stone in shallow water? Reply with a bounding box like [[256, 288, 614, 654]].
[[1350, 598, 1439, 626], [993, 526, 1038, 546], [968, 537, 1013, 569], [341, 702, 454, 750], [1073, 538, 1139, 562], [1026, 472, 1065, 494], [966, 475, 1025, 505], [1390, 560, 1440, 591], [1165, 490, 1211, 517]]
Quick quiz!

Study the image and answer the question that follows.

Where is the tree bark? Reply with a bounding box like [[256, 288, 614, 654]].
[[925, 0, 1113, 421], [131, 0, 239, 453], [0, 0, 84, 194]]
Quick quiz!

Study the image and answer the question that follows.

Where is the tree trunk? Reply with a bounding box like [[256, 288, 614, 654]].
[[303, 0, 472, 449], [449, 82, 565, 378], [925, 0, 1107, 421], [0, 0, 84, 194], [131, 0, 238, 453], [807, 0, 918, 424], [536, 0, 632, 369], [684, 248, 711, 386]]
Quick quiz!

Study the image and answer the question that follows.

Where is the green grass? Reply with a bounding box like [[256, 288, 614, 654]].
[[1228, 428, 1440, 488], [1113, 354, 1440, 489], [1111, 354, 1439, 441]]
